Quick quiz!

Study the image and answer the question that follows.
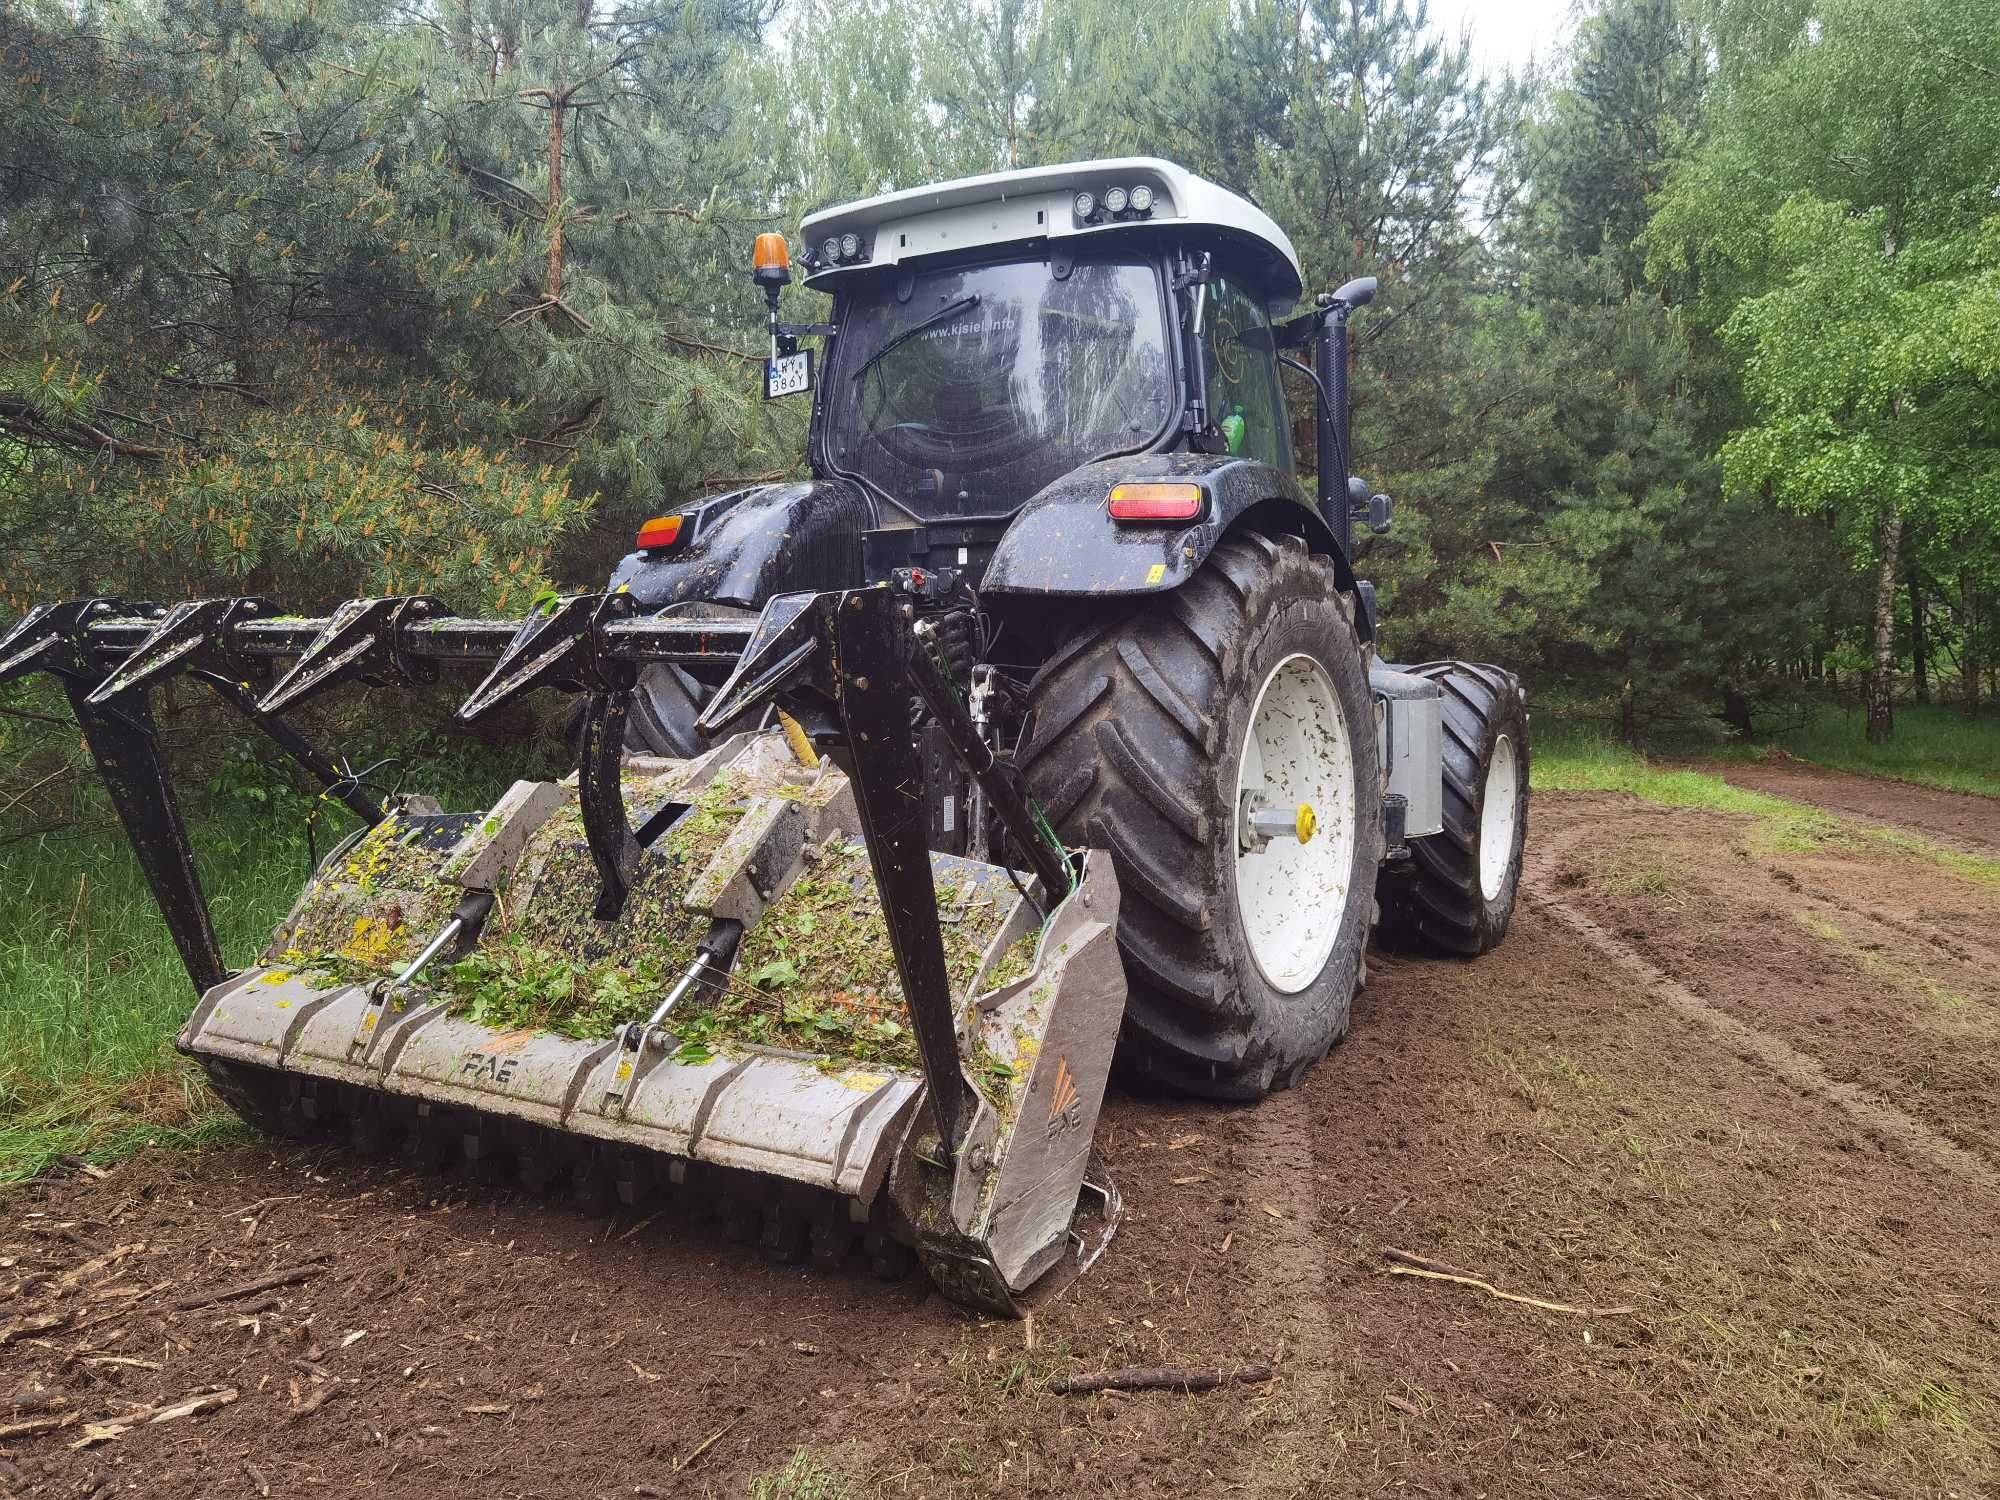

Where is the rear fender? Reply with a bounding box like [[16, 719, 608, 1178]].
[[979, 455, 1363, 631], [607, 479, 870, 610]]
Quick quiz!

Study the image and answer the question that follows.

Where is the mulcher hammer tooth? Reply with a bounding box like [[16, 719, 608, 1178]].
[[258, 595, 445, 716], [456, 591, 636, 722], [84, 596, 273, 705]]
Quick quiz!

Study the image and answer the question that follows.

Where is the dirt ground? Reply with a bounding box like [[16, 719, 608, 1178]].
[[1717, 754, 2000, 855], [4, 780, 1998, 1499]]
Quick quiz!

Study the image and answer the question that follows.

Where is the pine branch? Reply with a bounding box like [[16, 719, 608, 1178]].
[[0, 395, 168, 461]]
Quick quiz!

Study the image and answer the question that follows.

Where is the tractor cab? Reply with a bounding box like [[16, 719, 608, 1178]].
[[792, 159, 1305, 521], [609, 158, 1382, 745]]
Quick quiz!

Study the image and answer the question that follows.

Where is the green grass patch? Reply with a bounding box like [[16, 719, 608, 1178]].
[[0, 811, 314, 1183], [1533, 721, 2000, 885], [1726, 702, 2000, 799], [0, 737, 537, 1185], [749, 1451, 858, 1500], [1534, 720, 1843, 823]]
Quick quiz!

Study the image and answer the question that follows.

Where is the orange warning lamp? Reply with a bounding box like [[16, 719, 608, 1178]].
[[753, 233, 792, 290]]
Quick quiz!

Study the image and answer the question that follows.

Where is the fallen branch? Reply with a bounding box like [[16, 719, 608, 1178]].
[[289, 1384, 350, 1420], [172, 1258, 329, 1311], [148, 1389, 239, 1423], [0, 1410, 78, 1440], [673, 1411, 743, 1471], [0, 1310, 71, 1346], [71, 1388, 237, 1447], [53, 1244, 144, 1297], [1047, 1364, 1274, 1395], [1381, 1246, 1474, 1278], [1385, 1264, 1635, 1317]]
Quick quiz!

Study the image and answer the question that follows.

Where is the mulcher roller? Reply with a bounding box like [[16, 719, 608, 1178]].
[[180, 730, 1125, 1314]]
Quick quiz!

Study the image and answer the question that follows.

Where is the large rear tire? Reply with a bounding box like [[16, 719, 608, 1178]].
[[1377, 661, 1528, 955], [1018, 534, 1380, 1099], [581, 663, 758, 758]]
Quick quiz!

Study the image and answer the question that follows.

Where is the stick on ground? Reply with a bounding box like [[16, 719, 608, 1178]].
[[1381, 1246, 1475, 1278], [171, 1259, 330, 1311], [0, 1311, 71, 1347], [0, 1411, 79, 1441], [1048, 1364, 1274, 1395], [1385, 1264, 1635, 1317]]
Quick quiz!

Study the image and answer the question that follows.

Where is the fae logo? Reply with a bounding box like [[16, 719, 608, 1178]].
[[1045, 1056, 1083, 1143], [459, 1029, 534, 1087]]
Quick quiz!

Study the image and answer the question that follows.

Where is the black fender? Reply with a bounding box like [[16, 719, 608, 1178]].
[[606, 479, 871, 610], [978, 454, 1364, 630]]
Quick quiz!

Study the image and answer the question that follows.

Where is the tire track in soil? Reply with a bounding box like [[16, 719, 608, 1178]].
[[1525, 822, 2000, 1195], [1221, 1088, 1340, 1497]]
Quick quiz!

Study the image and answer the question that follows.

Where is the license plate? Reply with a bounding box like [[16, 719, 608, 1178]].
[[764, 349, 813, 400]]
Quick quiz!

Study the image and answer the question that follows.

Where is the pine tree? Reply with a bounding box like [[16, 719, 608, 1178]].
[[0, 0, 786, 618]]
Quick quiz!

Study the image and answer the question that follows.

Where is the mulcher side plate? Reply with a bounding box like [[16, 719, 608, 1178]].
[[178, 729, 1126, 1311]]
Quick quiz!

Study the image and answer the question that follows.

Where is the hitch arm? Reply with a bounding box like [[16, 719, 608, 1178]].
[[0, 601, 228, 995], [906, 622, 1071, 898], [828, 588, 980, 1156]]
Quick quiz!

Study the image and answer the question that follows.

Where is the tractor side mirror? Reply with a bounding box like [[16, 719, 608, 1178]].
[[1348, 475, 1393, 536]]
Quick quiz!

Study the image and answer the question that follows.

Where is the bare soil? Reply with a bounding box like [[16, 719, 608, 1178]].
[[4, 780, 1997, 1499], [1716, 754, 2000, 854]]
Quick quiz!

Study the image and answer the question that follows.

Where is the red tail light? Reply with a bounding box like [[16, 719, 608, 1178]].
[[1108, 482, 1203, 522], [636, 514, 684, 551]]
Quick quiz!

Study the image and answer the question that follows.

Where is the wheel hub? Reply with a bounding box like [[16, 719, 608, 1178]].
[[1233, 653, 1356, 994]]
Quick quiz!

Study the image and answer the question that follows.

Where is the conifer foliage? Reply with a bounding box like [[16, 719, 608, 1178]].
[[2, 0, 1995, 737]]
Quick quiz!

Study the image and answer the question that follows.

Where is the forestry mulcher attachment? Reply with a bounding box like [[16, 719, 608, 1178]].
[[4, 158, 1530, 1313]]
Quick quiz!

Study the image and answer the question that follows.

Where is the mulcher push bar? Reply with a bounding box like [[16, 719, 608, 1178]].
[[0, 581, 1072, 1156]]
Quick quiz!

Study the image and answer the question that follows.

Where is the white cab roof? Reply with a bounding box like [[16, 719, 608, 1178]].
[[799, 157, 1305, 313]]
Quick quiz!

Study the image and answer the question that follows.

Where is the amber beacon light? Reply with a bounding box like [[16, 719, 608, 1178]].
[[636, 514, 684, 551], [752, 232, 791, 288]]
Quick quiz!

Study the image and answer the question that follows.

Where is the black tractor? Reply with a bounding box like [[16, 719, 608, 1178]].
[[606, 155, 1530, 1099]]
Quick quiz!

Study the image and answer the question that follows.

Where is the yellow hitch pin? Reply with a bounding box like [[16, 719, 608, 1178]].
[[778, 708, 819, 769]]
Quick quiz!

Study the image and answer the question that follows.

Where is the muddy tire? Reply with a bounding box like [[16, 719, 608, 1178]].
[[624, 664, 708, 757], [568, 663, 756, 759], [1018, 534, 1379, 1100], [1377, 661, 1528, 956]]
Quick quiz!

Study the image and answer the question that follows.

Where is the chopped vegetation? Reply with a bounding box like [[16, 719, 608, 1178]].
[[410, 779, 1023, 1068], [750, 1451, 856, 1500], [272, 810, 464, 980], [982, 927, 1041, 991]]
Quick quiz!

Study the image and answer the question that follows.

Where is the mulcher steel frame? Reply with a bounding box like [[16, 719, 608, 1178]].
[[0, 574, 1067, 1162]]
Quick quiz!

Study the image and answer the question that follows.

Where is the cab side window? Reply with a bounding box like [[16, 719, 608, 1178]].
[[1201, 277, 1293, 474]]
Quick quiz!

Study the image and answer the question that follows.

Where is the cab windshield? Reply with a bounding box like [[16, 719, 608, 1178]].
[[823, 257, 1174, 517]]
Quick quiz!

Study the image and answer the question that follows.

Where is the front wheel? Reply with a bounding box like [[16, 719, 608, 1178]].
[[1378, 661, 1529, 955], [1018, 534, 1380, 1099]]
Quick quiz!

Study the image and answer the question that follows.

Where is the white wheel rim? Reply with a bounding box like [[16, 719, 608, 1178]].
[[1478, 733, 1519, 903], [1233, 653, 1356, 994]]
